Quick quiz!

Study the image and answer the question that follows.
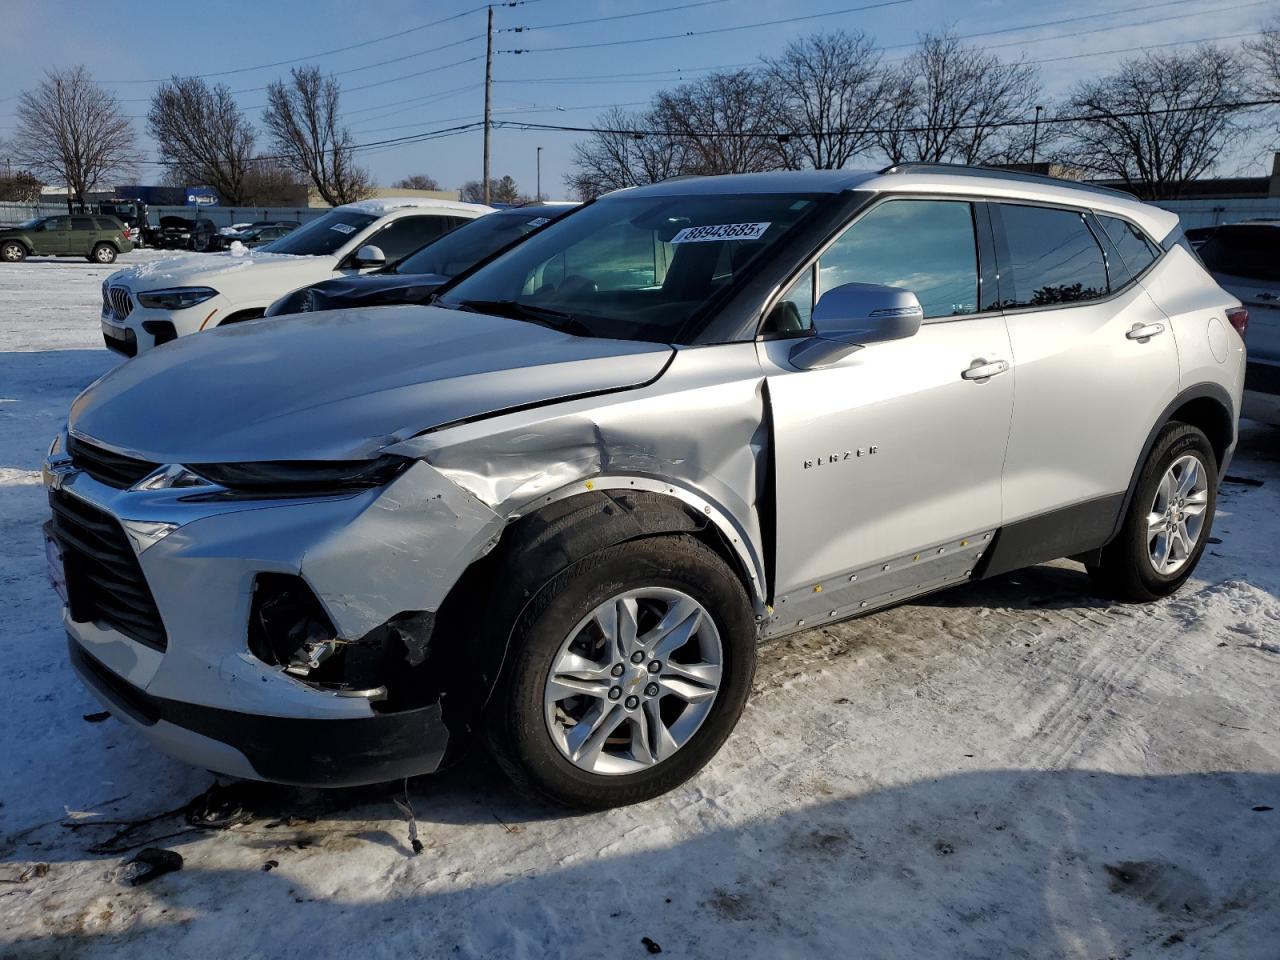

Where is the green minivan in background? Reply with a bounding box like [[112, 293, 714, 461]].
[[0, 214, 134, 263]]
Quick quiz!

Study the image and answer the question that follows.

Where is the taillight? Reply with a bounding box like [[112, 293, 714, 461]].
[[1226, 307, 1249, 338]]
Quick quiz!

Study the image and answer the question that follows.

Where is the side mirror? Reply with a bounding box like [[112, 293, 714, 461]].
[[789, 282, 923, 370], [353, 244, 386, 268]]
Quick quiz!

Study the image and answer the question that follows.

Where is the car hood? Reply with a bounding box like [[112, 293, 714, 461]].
[[69, 305, 673, 463], [298, 273, 450, 313], [108, 249, 337, 295]]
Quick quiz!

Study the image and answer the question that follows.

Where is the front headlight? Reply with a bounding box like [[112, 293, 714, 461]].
[[137, 287, 218, 310], [265, 289, 310, 317], [186, 455, 413, 495]]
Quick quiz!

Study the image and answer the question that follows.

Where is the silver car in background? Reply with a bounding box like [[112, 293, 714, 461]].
[[45, 166, 1245, 809]]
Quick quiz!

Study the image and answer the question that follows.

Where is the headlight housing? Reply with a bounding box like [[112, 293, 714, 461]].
[[137, 287, 219, 310], [265, 288, 311, 317], [187, 455, 414, 495]]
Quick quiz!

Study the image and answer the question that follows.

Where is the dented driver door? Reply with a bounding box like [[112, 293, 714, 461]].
[[757, 197, 1013, 633]]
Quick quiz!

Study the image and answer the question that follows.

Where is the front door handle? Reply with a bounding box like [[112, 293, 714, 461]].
[[961, 358, 1010, 381], [1126, 322, 1165, 342]]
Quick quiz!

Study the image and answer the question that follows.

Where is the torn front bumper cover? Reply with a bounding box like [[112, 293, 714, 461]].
[[51, 456, 506, 788], [69, 636, 450, 787]]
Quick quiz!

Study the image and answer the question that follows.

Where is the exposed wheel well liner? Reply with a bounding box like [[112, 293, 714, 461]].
[[430, 489, 754, 731]]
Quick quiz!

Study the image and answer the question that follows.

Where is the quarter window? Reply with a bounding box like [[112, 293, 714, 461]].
[[818, 199, 979, 320], [1097, 215, 1157, 287], [997, 204, 1108, 307]]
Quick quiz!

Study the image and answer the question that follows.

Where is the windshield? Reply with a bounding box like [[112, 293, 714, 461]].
[[1194, 225, 1280, 283], [438, 193, 822, 342], [395, 210, 563, 277], [259, 208, 377, 256]]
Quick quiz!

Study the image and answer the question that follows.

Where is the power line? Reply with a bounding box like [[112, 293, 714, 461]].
[[499, 0, 914, 54], [490, 96, 1280, 139], [98, 1, 544, 84], [500, 0, 730, 33]]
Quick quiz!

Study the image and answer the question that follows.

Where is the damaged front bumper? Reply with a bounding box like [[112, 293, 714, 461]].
[[47, 449, 504, 787]]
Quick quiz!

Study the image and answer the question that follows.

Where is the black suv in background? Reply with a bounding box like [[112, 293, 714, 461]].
[[144, 216, 217, 251]]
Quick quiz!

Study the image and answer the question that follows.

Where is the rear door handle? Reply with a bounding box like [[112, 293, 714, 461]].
[[961, 358, 1010, 381], [1126, 322, 1165, 342]]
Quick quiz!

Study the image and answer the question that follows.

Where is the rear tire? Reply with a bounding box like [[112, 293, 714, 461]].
[[485, 535, 756, 810], [90, 243, 117, 264], [1, 241, 27, 263], [1088, 423, 1217, 601]]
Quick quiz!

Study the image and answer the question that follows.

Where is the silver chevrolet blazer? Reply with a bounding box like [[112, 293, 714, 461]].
[[45, 166, 1246, 808]]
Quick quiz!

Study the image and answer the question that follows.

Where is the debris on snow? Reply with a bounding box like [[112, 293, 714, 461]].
[[120, 847, 183, 886]]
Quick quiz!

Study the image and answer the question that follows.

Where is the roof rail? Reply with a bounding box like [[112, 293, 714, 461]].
[[877, 162, 1137, 201]]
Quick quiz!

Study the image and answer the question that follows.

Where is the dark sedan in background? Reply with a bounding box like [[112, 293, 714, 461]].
[[1186, 220, 1280, 425], [265, 203, 576, 317]]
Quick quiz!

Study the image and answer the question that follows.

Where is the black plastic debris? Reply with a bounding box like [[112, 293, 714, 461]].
[[263, 859, 279, 872], [641, 936, 663, 954], [186, 782, 255, 830], [122, 848, 183, 886], [82, 711, 111, 723], [1253, 805, 1273, 812]]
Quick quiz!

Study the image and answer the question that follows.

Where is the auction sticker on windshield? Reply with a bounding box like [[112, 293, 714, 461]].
[[330, 223, 357, 235], [670, 222, 770, 243]]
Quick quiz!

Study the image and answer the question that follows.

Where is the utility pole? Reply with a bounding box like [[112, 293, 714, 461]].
[[536, 146, 542, 201], [1030, 104, 1044, 166], [483, 5, 493, 206]]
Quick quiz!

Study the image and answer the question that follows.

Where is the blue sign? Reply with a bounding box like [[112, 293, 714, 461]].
[[185, 187, 219, 207]]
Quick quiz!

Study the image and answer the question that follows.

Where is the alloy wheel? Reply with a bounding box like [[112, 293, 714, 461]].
[[1147, 453, 1209, 575], [543, 587, 723, 775]]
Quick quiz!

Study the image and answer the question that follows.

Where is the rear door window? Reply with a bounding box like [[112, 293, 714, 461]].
[[996, 204, 1109, 308], [71, 216, 95, 231]]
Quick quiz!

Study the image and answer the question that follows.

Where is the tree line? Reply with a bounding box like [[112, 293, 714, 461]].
[[569, 23, 1280, 201], [3, 21, 1279, 208]]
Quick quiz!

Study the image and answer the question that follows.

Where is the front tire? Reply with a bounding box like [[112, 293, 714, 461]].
[[485, 535, 756, 809], [1088, 423, 1217, 601], [1, 241, 27, 263], [90, 243, 117, 264]]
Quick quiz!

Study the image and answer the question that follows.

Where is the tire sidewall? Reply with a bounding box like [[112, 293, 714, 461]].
[[1126, 426, 1217, 596], [492, 536, 756, 809]]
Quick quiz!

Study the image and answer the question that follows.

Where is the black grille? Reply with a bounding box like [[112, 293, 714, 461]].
[[49, 489, 168, 651], [68, 435, 159, 489], [104, 285, 133, 320]]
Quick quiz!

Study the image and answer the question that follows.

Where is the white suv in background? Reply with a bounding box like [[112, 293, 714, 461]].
[[98, 198, 493, 356]]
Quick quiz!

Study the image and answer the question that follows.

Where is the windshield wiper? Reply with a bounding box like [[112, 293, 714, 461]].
[[453, 299, 593, 336]]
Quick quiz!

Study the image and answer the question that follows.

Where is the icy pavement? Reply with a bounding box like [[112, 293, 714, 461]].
[[1, 256, 1277, 959]]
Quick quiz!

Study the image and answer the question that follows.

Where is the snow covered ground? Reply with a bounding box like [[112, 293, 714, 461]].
[[1, 254, 1277, 959]]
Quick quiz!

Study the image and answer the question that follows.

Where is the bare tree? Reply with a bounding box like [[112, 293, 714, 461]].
[[461, 175, 523, 204], [877, 31, 1040, 165], [11, 67, 136, 209], [1063, 46, 1250, 199], [263, 66, 371, 206], [566, 106, 691, 199], [762, 31, 891, 169], [241, 158, 310, 206], [394, 174, 442, 191], [148, 76, 256, 204], [0, 170, 43, 202], [1246, 17, 1280, 127], [653, 70, 788, 175]]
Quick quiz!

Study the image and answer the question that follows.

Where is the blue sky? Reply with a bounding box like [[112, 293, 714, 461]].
[[0, 0, 1274, 197]]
